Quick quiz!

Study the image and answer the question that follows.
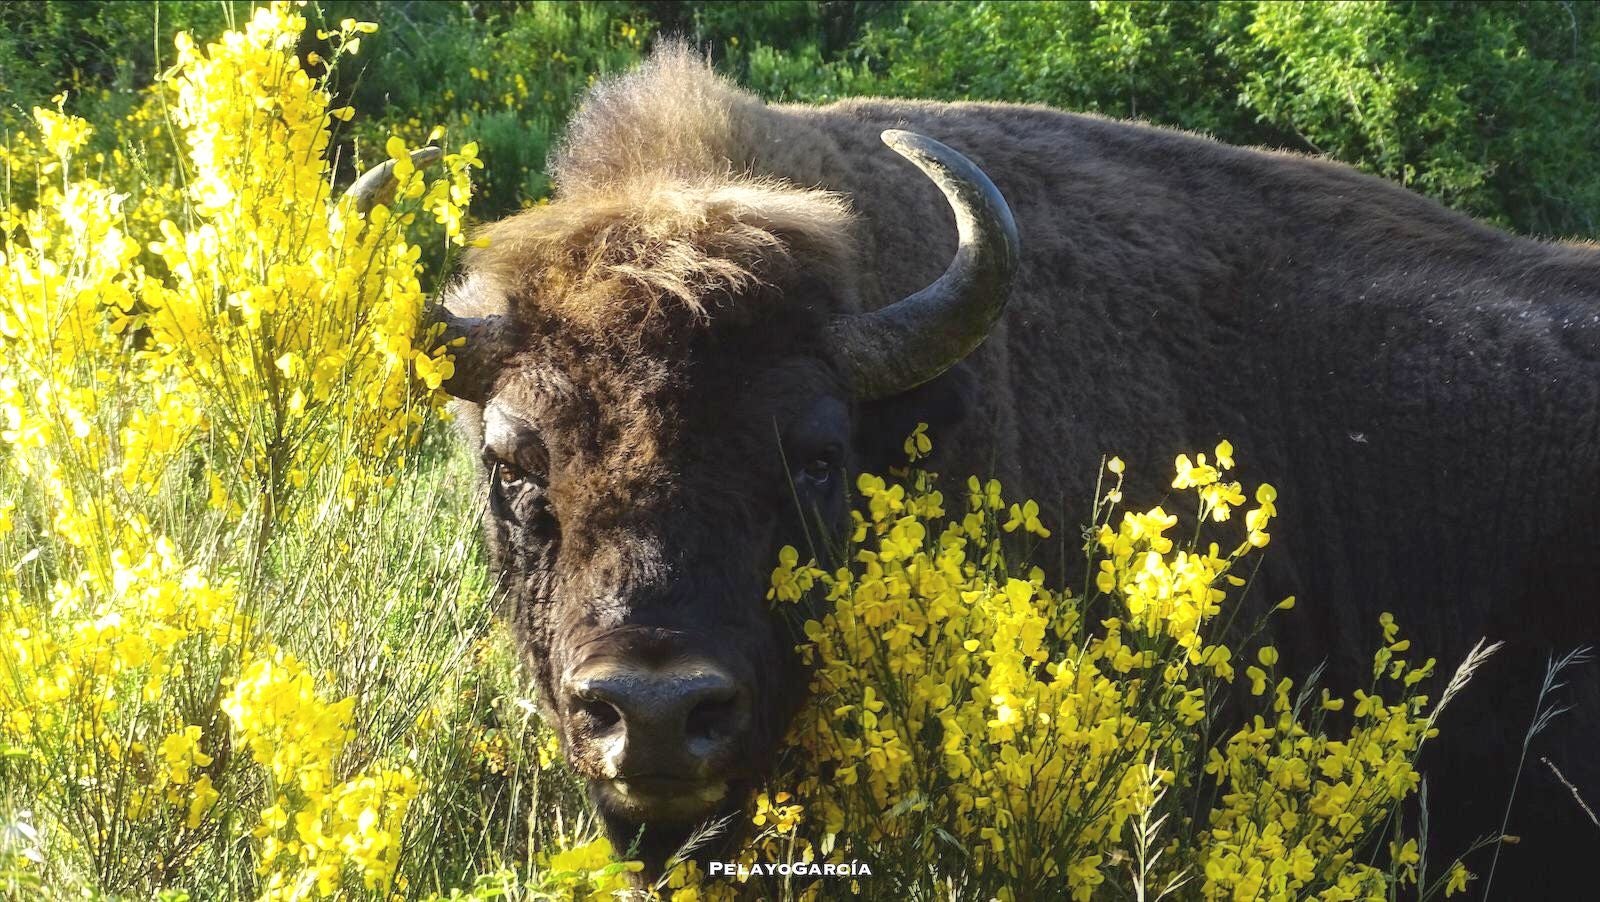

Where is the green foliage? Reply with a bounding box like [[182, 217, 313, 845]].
[[8, 1, 1598, 235], [1231, 1, 1600, 234], [0, 1, 244, 128], [836, 1, 1264, 132], [661, 0, 898, 101], [335, 0, 652, 219], [834, 1, 1600, 236]]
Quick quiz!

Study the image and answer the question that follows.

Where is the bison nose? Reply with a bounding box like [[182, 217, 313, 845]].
[[568, 665, 750, 775]]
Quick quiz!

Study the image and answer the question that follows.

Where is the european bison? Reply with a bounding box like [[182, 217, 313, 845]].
[[358, 45, 1599, 890]]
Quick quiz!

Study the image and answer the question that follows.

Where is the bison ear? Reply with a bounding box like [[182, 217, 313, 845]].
[[853, 361, 977, 473]]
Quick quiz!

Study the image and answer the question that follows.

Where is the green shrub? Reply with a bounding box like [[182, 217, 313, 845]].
[[10, 1, 1598, 235], [338, 0, 651, 218], [834, 1, 1600, 237]]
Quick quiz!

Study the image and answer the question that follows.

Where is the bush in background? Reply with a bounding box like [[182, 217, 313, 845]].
[[803, 0, 1600, 236], [7, 1, 1596, 235]]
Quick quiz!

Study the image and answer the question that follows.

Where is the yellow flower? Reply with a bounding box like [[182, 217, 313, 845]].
[[966, 475, 1005, 512], [1201, 480, 1245, 521], [158, 725, 214, 785], [1214, 439, 1235, 469], [31, 105, 93, 158], [1445, 862, 1472, 896], [1172, 452, 1219, 489], [1245, 665, 1268, 695], [1002, 499, 1050, 538], [188, 775, 218, 829], [541, 836, 643, 899], [903, 421, 933, 460]]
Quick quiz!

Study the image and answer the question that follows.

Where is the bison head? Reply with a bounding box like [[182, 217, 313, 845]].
[[351, 132, 1017, 869]]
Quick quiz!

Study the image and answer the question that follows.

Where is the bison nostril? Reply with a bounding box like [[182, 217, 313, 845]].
[[685, 695, 739, 741], [566, 664, 749, 769]]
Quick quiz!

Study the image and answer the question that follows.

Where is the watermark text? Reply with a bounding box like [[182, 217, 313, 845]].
[[706, 860, 872, 878]]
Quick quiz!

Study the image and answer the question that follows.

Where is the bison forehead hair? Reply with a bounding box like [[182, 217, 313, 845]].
[[548, 41, 776, 191], [463, 178, 860, 337], [458, 42, 862, 339]]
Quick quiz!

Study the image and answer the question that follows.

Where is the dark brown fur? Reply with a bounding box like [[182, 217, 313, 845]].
[[451, 46, 1600, 889]]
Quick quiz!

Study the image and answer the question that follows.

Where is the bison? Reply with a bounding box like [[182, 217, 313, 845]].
[[356, 46, 1598, 891]]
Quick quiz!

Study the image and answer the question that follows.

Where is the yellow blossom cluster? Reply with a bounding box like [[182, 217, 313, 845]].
[[225, 651, 420, 897], [0, 4, 481, 897], [732, 438, 1476, 901], [1, 538, 240, 846], [128, 5, 477, 518], [535, 836, 644, 900]]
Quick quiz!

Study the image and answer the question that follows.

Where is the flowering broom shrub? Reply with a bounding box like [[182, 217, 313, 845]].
[[0, 5, 604, 898], [680, 438, 1480, 902]]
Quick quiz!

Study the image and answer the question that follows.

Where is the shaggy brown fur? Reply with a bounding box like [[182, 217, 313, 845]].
[[449, 43, 1600, 890], [467, 177, 857, 337]]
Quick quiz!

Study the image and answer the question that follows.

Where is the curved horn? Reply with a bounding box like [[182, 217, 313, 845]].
[[348, 150, 513, 401], [432, 309, 526, 404], [346, 146, 444, 215], [828, 130, 1020, 400]]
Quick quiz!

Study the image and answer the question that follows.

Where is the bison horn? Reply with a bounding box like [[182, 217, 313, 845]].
[[432, 310, 525, 404], [343, 149, 519, 402], [345, 146, 445, 214], [829, 130, 1020, 400]]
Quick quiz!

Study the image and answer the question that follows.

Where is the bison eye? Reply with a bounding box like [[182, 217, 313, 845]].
[[495, 460, 530, 488], [482, 434, 549, 489], [484, 444, 550, 525]]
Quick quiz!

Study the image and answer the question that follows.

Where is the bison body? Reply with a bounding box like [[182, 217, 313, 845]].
[[439, 48, 1599, 889]]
